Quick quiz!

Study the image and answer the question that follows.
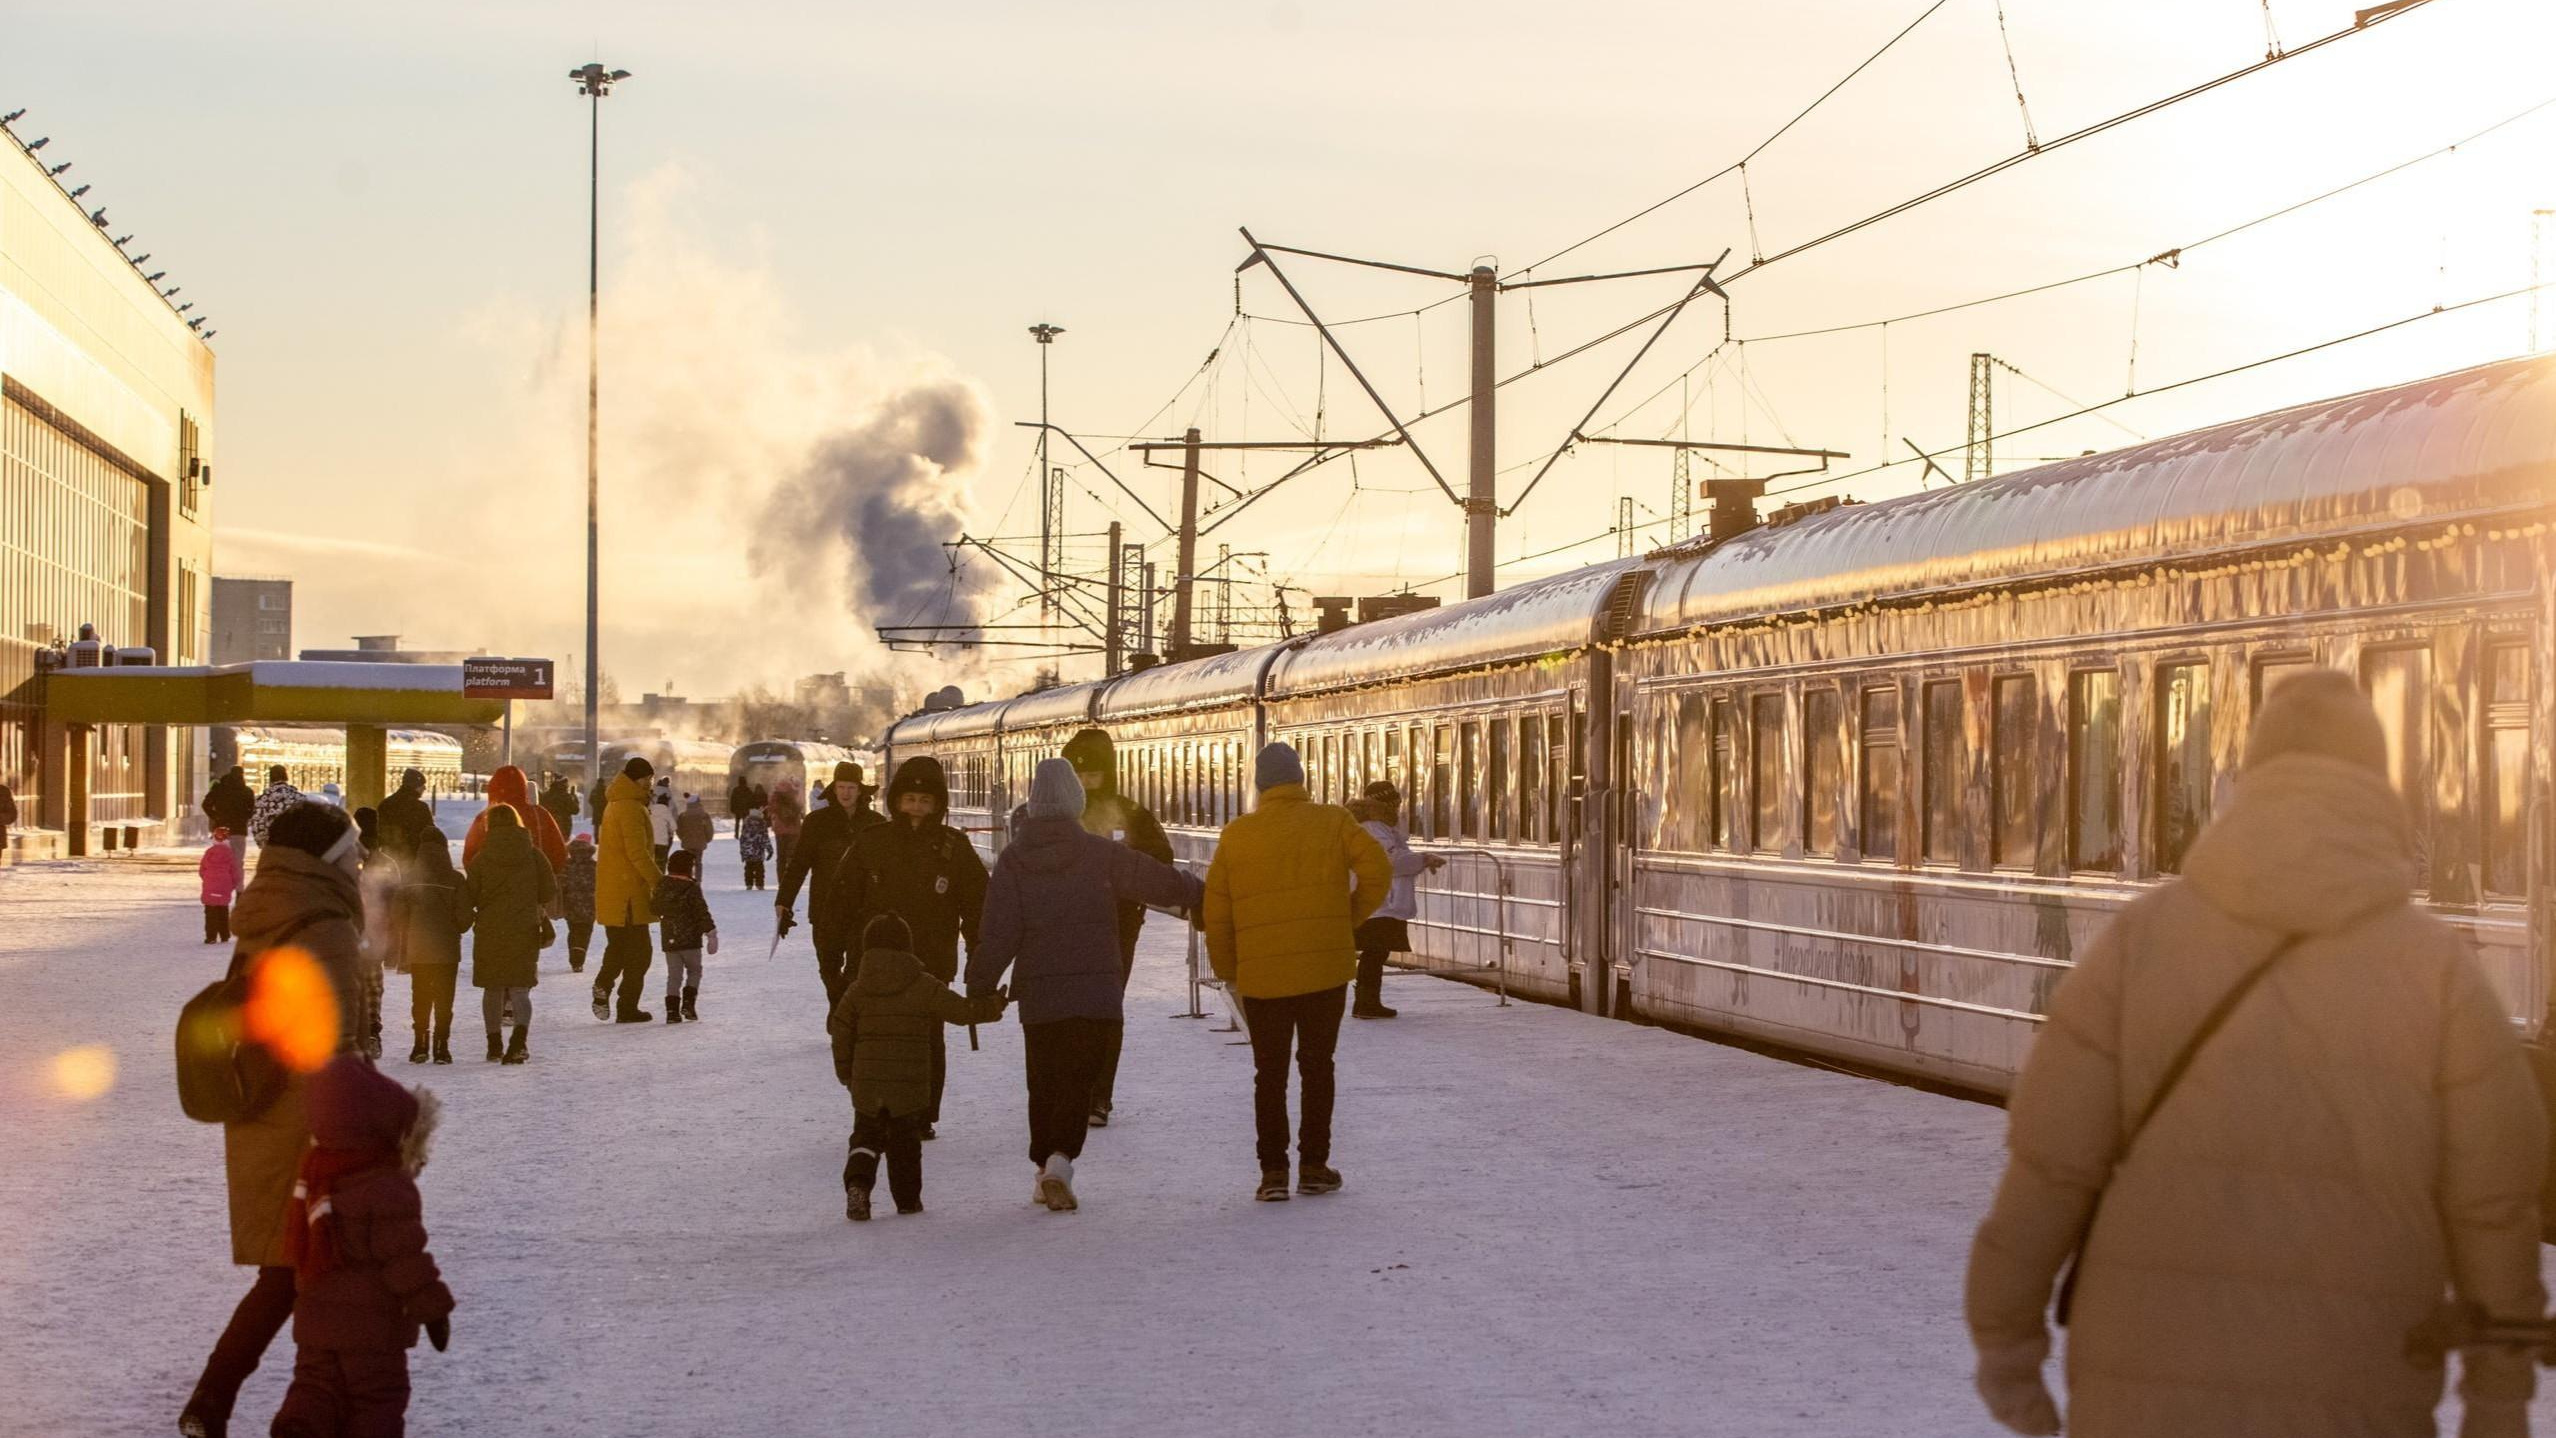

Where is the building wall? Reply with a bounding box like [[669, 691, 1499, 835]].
[[211, 576, 292, 664], [0, 120, 216, 839]]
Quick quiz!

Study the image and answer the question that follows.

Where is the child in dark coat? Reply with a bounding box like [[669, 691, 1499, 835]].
[[651, 850, 717, 1024], [736, 807, 773, 891], [562, 833, 598, 973], [828, 915, 1004, 1220], [270, 1055, 455, 1438]]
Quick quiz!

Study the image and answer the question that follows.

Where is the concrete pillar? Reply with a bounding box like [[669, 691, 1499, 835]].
[[346, 725, 389, 811], [65, 725, 91, 858]]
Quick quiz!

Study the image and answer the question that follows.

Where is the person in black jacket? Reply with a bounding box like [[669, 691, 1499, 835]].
[[374, 768, 434, 856], [203, 765, 256, 876], [826, 755, 988, 1136], [1061, 727, 1177, 1128], [776, 761, 888, 1012]]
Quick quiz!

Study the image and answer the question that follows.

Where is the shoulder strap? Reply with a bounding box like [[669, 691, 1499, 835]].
[[2120, 932, 2305, 1153], [224, 909, 334, 981]]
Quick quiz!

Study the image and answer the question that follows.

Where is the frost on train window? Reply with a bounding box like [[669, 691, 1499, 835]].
[[2153, 662, 2214, 874], [1803, 688, 1841, 858], [1430, 725, 1453, 839], [1459, 722, 1481, 841], [1991, 676, 2038, 870], [2361, 645, 2434, 887], [2068, 670, 2123, 872], [1922, 680, 1964, 866], [1860, 687, 1900, 862], [1488, 718, 1511, 842], [2485, 642, 2530, 898], [1751, 693, 1789, 853], [1383, 727, 1404, 796], [1518, 715, 1545, 844], [1674, 692, 1711, 853], [1710, 697, 1741, 851]]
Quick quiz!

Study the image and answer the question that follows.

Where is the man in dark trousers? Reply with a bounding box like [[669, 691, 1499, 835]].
[[776, 761, 888, 1011], [373, 768, 434, 856], [1061, 727, 1176, 1128], [827, 755, 987, 1138], [540, 772, 580, 841]]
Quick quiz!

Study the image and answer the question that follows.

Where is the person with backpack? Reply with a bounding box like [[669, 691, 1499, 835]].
[[463, 805, 555, 1065], [540, 772, 580, 845], [180, 801, 369, 1438], [396, 825, 466, 1065], [831, 914, 1006, 1220], [269, 1055, 455, 1438], [1965, 672, 2547, 1438], [373, 769, 434, 857], [648, 790, 677, 870]]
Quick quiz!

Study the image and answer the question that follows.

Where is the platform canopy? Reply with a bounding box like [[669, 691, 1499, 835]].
[[44, 662, 506, 727]]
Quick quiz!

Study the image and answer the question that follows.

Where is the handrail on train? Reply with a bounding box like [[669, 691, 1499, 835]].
[[1406, 845, 1514, 1008]]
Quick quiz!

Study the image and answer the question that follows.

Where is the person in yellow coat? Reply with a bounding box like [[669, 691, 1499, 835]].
[[590, 756, 665, 1023], [1204, 741, 1392, 1204]]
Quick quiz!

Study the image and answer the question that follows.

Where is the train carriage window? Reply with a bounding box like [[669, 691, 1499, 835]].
[[1384, 727, 1404, 794], [1519, 715, 1546, 844], [2485, 642, 2530, 897], [2068, 670, 2124, 872], [1803, 688, 1842, 858], [1459, 722, 1480, 840], [1922, 680, 1964, 866], [2254, 656, 2313, 706], [2361, 645, 2434, 884], [1430, 725, 1454, 839], [1672, 692, 1710, 854], [1751, 693, 1790, 853], [1710, 698, 1741, 851], [2154, 661, 2214, 874], [1488, 718, 1511, 842], [1230, 740, 1242, 820], [1322, 734, 1340, 805], [1992, 676, 2039, 870]]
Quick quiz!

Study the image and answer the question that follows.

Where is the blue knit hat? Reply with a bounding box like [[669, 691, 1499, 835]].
[[1254, 741, 1305, 793], [1027, 757, 1086, 820]]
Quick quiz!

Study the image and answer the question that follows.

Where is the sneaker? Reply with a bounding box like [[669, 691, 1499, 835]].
[[846, 1187, 871, 1223], [1298, 1163, 1343, 1195], [1087, 1108, 1110, 1128], [1352, 1003, 1398, 1020], [591, 988, 611, 1021], [1255, 1168, 1292, 1203], [1034, 1169, 1050, 1207], [1038, 1154, 1078, 1212]]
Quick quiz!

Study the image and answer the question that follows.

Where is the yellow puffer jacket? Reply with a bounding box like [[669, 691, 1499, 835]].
[[593, 774, 662, 926], [1204, 784, 1393, 1000]]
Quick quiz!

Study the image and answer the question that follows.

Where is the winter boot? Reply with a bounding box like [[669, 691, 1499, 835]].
[[408, 1035, 430, 1065], [432, 1035, 453, 1065], [664, 995, 682, 1025], [681, 985, 698, 1022], [502, 1023, 530, 1065], [177, 1394, 226, 1438], [568, 948, 586, 974], [1087, 1106, 1110, 1128], [846, 1186, 872, 1222], [615, 1007, 654, 1023], [1352, 1001, 1399, 1020], [1255, 1168, 1292, 1202], [591, 985, 611, 1021], [1298, 1163, 1343, 1195], [485, 1031, 504, 1063], [1037, 1154, 1078, 1212], [895, 1198, 924, 1216], [918, 1122, 937, 1142]]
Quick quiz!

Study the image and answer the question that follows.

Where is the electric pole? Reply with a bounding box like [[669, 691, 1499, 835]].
[[1168, 428, 1203, 656], [1104, 520, 1124, 676], [1965, 352, 1995, 482], [1467, 265, 1497, 598], [568, 60, 629, 799], [1029, 322, 1065, 615]]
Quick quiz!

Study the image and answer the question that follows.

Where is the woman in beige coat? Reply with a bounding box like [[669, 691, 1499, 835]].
[[181, 801, 368, 1438], [1967, 669, 2545, 1438]]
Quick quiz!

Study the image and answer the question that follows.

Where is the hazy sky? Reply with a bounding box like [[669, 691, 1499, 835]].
[[11, 0, 2552, 701]]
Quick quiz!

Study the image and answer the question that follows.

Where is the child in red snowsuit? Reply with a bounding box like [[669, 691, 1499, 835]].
[[199, 828, 241, 943], [270, 1056, 455, 1438]]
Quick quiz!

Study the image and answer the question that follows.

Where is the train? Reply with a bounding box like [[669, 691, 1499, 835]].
[[596, 738, 735, 805], [211, 725, 468, 798], [885, 352, 2556, 1096], [729, 739, 882, 810]]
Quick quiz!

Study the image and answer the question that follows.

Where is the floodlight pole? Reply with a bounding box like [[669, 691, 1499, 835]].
[[570, 60, 628, 798]]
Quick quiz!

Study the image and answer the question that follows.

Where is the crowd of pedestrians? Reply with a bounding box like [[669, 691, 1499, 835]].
[[136, 669, 2556, 1436]]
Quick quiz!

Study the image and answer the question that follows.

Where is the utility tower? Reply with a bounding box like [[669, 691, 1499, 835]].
[[1214, 543, 1233, 645], [1114, 537, 1144, 670], [1965, 352, 1994, 483], [1617, 496, 1636, 557], [1669, 449, 1695, 542], [1029, 322, 1065, 615]]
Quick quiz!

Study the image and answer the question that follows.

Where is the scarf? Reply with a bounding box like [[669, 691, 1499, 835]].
[[284, 1142, 398, 1279]]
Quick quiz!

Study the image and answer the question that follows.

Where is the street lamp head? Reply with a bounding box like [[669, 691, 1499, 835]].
[[1029, 323, 1065, 343], [569, 62, 630, 97]]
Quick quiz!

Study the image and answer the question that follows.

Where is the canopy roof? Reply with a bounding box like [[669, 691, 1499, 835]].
[[44, 662, 506, 726]]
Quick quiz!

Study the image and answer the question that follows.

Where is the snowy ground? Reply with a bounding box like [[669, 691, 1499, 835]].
[[5, 808, 2551, 1436]]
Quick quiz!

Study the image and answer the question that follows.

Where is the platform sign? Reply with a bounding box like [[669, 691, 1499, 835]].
[[462, 658, 554, 701]]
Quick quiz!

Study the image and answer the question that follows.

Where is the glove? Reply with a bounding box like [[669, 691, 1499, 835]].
[[2461, 1400, 2529, 1438], [706, 931, 720, 957], [425, 1315, 450, 1352], [1976, 1344, 2061, 1436]]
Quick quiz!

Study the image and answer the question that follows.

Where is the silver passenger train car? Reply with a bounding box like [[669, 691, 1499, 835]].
[[886, 354, 2556, 1095]]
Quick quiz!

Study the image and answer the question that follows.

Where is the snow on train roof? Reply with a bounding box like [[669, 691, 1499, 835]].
[[1094, 644, 1291, 720], [1638, 353, 2556, 634], [1264, 558, 1642, 698], [1000, 679, 1105, 732]]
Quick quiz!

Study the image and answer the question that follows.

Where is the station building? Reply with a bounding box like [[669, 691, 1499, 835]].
[[1, 117, 216, 856]]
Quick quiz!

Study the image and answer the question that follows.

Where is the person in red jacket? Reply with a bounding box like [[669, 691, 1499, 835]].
[[462, 765, 567, 878], [270, 1056, 455, 1438]]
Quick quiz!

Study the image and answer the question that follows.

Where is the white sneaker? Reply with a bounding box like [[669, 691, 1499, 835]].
[[1038, 1153, 1078, 1212]]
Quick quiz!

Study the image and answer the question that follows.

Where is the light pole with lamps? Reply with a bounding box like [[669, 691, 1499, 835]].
[[568, 61, 628, 801], [1029, 322, 1064, 616]]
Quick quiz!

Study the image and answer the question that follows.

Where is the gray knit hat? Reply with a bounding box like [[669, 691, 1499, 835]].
[[2244, 668, 2389, 776], [1027, 756, 1086, 821], [1254, 741, 1306, 793]]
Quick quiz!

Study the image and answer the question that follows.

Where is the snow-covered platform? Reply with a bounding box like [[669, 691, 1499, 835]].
[[6, 830, 2550, 1435]]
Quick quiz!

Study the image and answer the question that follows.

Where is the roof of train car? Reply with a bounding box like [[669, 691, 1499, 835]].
[[1637, 353, 2556, 634], [998, 679, 1105, 733], [1093, 645, 1291, 721], [733, 739, 851, 760], [1263, 558, 1641, 699], [230, 724, 464, 751]]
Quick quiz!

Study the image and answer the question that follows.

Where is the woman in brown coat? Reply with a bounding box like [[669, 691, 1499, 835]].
[[182, 801, 368, 1438], [1966, 671, 2546, 1438]]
